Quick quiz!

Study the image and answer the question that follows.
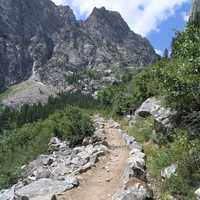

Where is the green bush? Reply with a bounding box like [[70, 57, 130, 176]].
[[146, 130, 200, 200], [97, 67, 160, 115], [0, 92, 98, 134], [51, 107, 94, 146], [0, 106, 94, 189], [98, 24, 200, 114]]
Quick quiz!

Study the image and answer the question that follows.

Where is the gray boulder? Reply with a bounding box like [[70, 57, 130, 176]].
[[135, 97, 176, 129], [15, 177, 78, 200], [124, 155, 145, 181], [0, 187, 15, 200]]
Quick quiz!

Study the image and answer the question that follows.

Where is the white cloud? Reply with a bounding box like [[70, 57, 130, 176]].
[[51, 0, 190, 36], [52, 0, 66, 5], [155, 49, 162, 56], [182, 12, 190, 22]]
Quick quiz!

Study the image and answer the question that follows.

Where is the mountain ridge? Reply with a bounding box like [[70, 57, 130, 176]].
[[0, 0, 158, 106]]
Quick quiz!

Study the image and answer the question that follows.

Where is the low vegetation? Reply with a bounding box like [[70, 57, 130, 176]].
[[0, 106, 94, 189], [104, 22, 200, 199], [123, 117, 200, 200], [0, 92, 99, 134]]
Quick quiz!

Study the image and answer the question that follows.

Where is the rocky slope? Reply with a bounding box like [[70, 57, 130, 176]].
[[0, 0, 158, 96], [0, 116, 151, 200]]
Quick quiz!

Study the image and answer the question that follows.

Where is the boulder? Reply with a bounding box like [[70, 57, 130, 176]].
[[135, 97, 176, 129], [42, 157, 54, 166], [15, 177, 78, 200], [124, 156, 145, 181], [77, 162, 93, 174], [129, 149, 145, 159], [112, 183, 149, 200], [122, 134, 135, 146], [161, 164, 177, 179], [0, 187, 15, 200], [50, 162, 72, 177]]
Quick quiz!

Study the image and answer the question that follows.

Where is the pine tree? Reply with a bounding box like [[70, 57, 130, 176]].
[[163, 48, 169, 59]]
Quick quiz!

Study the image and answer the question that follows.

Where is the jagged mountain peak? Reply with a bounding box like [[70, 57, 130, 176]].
[[0, 0, 158, 106], [84, 6, 130, 42]]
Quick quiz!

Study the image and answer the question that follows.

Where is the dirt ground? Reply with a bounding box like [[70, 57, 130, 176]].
[[57, 125, 129, 200]]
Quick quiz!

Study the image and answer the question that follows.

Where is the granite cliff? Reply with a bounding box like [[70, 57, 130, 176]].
[[0, 0, 158, 105]]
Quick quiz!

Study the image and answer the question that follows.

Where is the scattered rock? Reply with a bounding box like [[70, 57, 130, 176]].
[[42, 157, 54, 166], [113, 127, 148, 200], [124, 156, 146, 181], [0, 115, 110, 200], [16, 178, 78, 200]]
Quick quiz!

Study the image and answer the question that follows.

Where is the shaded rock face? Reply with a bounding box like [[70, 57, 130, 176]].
[[190, 0, 200, 24], [0, 0, 158, 93], [0, 0, 76, 91]]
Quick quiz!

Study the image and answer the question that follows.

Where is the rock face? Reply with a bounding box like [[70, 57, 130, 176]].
[[0, 0, 158, 93], [190, 0, 200, 24]]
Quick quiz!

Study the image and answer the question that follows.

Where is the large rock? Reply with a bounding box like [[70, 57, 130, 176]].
[[135, 97, 176, 129], [15, 177, 79, 200], [112, 183, 149, 200], [124, 152, 146, 181], [122, 133, 142, 151]]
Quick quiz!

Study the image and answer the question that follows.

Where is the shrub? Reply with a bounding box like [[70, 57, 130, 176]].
[[146, 130, 200, 200], [51, 107, 94, 146], [0, 106, 94, 189]]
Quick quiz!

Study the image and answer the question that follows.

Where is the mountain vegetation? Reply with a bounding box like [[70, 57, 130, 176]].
[[99, 21, 200, 199], [0, 91, 105, 189]]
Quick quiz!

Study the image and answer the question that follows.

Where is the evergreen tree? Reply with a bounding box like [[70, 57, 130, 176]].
[[163, 48, 169, 59]]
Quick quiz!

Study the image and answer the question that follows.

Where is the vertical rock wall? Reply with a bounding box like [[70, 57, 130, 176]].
[[190, 0, 200, 24]]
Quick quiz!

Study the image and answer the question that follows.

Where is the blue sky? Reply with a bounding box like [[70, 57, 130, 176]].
[[52, 0, 191, 55], [148, 2, 191, 55]]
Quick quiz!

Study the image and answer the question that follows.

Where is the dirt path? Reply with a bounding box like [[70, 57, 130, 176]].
[[57, 123, 129, 200]]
